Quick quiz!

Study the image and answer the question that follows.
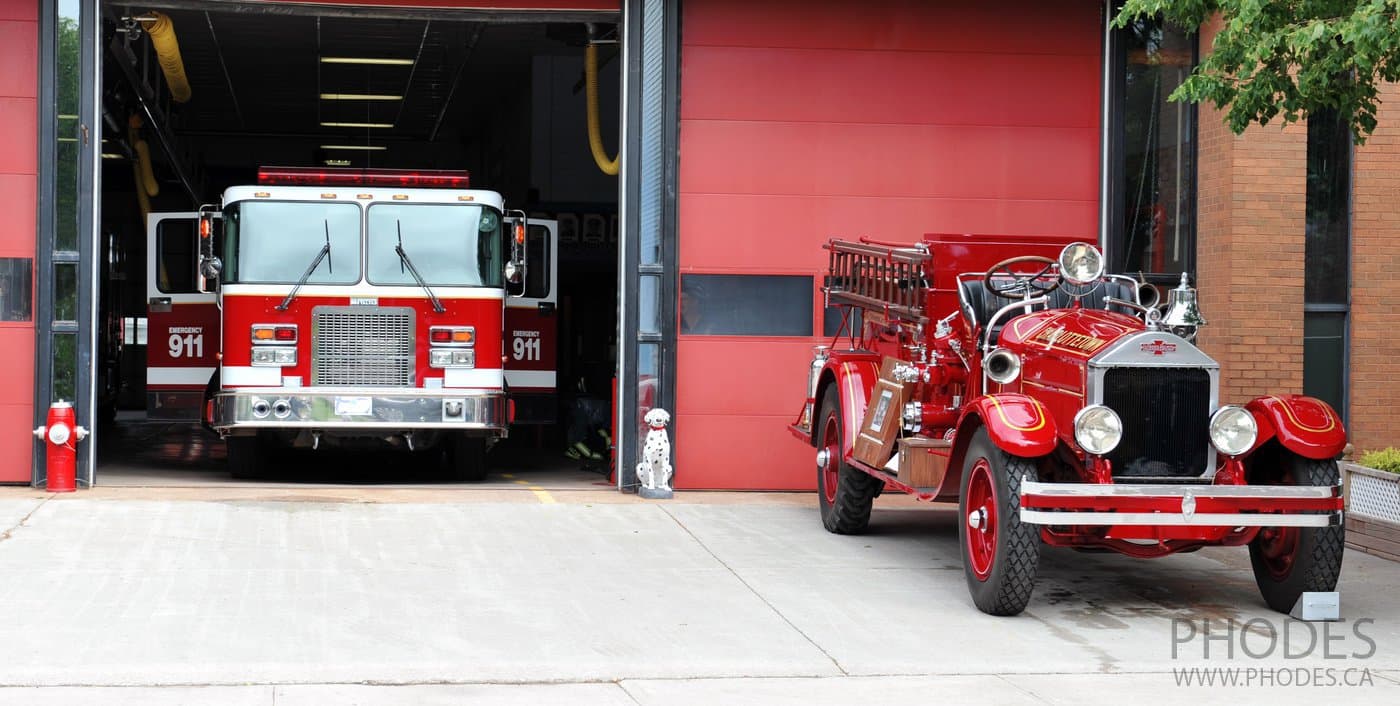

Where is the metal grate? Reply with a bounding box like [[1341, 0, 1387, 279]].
[[1350, 472, 1400, 523], [1102, 367, 1212, 478], [312, 306, 414, 386]]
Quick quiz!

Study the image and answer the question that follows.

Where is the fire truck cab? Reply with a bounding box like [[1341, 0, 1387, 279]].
[[146, 167, 555, 480]]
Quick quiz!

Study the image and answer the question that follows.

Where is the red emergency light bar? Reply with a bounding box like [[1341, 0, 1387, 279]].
[[257, 166, 471, 188]]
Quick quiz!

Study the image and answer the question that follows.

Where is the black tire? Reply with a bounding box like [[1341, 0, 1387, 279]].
[[815, 386, 882, 534], [445, 434, 489, 482], [957, 427, 1041, 616], [1248, 455, 1344, 613], [227, 435, 263, 480]]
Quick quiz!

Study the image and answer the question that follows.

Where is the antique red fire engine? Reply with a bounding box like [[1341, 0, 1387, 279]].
[[788, 234, 1345, 616]]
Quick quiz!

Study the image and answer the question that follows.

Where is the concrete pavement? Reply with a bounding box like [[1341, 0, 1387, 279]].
[[0, 488, 1395, 704]]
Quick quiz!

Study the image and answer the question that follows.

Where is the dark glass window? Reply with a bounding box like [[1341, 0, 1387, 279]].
[[156, 220, 198, 294], [1303, 109, 1350, 417], [681, 274, 813, 336], [1113, 16, 1196, 278], [822, 275, 862, 337], [0, 259, 33, 322], [525, 223, 551, 299]]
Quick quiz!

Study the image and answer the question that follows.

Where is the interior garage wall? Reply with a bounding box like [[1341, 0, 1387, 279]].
[[0, 0, 37, 482], [675, 0, 1103, 490]]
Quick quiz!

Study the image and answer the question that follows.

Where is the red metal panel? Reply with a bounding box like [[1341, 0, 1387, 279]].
[[681, 47, 1100, 128], [0, 1, 35, 483], [674, 412, 813, 490], [0, 21, 37, 99], [683, 0, 1101, 55], [0, 174, 37, 257], [0, 0, 36, 22], [0, 98, 36, 174], [253, 0, 618, 9], [676, 338, 815, 416]]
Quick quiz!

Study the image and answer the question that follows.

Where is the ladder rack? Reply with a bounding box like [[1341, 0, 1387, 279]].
[[823, 238, 931, 323]]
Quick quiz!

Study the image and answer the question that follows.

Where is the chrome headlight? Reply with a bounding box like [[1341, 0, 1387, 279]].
[[1058, 242, 1105, 286], [1074, 405, 1122, 455], [1209, 405, 1257, 456]]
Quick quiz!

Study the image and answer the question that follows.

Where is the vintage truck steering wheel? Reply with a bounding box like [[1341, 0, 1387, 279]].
[[983, 255, 1061, 300]]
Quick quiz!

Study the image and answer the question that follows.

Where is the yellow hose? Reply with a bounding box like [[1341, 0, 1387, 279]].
[[128, 115, 160, 198], [585, 43, 619, 176], [144, 12, 192, 104]]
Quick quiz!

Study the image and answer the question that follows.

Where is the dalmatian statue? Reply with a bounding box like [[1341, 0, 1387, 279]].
[[636, 408, 673, 496]]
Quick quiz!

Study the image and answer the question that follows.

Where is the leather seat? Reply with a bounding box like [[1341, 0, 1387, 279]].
[[957, 277, 1139, 347]]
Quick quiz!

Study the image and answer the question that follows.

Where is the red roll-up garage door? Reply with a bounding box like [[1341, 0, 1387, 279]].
[[675, 0, 1103, 490]]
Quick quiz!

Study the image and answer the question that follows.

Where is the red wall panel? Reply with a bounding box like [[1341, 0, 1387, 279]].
[[676, 0, 1103, 490], [0, 0, 35, 483]]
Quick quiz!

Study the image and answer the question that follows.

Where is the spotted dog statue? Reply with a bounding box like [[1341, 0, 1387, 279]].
[[636, 408, 673, 498]]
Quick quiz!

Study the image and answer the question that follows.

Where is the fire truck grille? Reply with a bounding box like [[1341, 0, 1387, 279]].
[[1102, 367, 1211, 478], [312, 307, 415, 386]]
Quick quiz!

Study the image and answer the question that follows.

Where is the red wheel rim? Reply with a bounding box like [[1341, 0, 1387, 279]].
[[820, 412, 840, 505], [1257, 526, 1300, 581], [965, 459, 997, 581]]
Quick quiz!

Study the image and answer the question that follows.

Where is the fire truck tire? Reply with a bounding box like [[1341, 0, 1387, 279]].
[[1248, 456, 1344, 614], [816, 386, 882, 534], [227, 436, 263, 480], [445, 435, 489, 482], [958, 427, 1041, 616]]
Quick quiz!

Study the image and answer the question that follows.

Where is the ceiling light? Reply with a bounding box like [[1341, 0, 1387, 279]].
[[320, 57, 414, 66], [320, 122, 394, 129], [320, 93, 403, 101], [320, 145, 388, 151]]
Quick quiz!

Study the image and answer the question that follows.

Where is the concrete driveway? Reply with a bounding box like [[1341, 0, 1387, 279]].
[[0, 487, 1395, 704]]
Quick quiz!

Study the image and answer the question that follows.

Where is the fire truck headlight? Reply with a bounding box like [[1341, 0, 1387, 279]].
[[252, 348, 297, 366], [453, 350, 475, 367], [1073, 405, 1122, 455], [1209, 405, 1257, 457], [430, 349, 453, 368], [252, 348, 275, 365], [273, 348, 297, 365]]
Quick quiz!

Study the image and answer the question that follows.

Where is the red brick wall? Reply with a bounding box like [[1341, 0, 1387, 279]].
[[1347, 80, 1400, 453], [0, 0, 36, 483], [1193, 17, 1307, 408]]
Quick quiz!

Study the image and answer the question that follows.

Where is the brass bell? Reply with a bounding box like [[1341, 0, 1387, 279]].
[[1161, 272, 1206, 340]]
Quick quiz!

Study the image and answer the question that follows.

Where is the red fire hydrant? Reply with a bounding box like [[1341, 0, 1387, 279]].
[[33, 400, 87, 493]]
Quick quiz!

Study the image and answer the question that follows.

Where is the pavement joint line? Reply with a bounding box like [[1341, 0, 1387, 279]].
[[0, 495, 55, 546], [614, 679, 645, 705], [657, 504, 851, 678], [993, 673, 1054, 705]]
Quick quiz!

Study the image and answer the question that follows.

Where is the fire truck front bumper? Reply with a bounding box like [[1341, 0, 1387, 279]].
[[211, 389, 509, 432], [1018, 479, 1343, 528]]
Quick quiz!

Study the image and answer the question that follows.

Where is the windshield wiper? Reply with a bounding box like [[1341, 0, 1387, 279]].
[[395, 220, 446, 313], [276, 221, 334, 311]]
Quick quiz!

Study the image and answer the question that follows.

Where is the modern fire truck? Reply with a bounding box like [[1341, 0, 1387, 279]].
[[146, 167, 556, 480], [789, 234, 1346, 616]]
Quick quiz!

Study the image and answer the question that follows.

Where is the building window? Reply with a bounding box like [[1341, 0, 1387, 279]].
[[680, 274, 813, 336], [1110, 14, 1196, 281], [0, 259, 33, 322], [1304, 108, 1350, 417]]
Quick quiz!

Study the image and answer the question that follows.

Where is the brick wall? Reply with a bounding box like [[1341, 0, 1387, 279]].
[[1194, 17, 1307, 407], [1348, 80, 1400, 453]]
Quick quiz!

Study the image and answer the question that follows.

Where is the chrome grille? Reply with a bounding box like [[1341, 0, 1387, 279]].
[[312, 306, 414, 386], [1103, 367, 1211, 478]]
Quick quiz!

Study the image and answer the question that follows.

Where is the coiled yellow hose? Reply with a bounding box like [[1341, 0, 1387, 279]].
[[144, 12, 192, 104], [128, 115, 157, 224], [585, 43, 619, 176]]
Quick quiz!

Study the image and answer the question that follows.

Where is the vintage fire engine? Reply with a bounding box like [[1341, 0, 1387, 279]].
[[145, 167, 556, 479], [789, 233, 1345, 616]]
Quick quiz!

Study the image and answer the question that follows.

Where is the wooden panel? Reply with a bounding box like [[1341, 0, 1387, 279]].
[[0, 97, 36, 174], [679, 193, 1097, 273], [674, 413, 813, 490], [0, 21, 36, 99], [681, 46, 1099, 128], [679, 121, 1098, 202], [0, 174, 37, 257], [683, 0, 1101, 55]]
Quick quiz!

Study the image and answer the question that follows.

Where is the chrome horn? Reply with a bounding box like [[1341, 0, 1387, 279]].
[[1161, 272, 1206, 341]]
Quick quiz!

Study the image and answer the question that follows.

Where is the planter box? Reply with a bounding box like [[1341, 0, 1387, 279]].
[[1342, 462, 1400, 562]]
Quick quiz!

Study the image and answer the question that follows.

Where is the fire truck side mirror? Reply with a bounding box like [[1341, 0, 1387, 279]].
[[199, 256, 222, 293], [505, 216, 527, 297]]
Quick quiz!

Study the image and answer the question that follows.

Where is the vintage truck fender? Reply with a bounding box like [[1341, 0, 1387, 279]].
[[1245, 394, 1346, 460], [949, 394, 1058, 465], [810, 353, 881, 458]]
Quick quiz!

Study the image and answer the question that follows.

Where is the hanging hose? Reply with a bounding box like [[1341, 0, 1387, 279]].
[[128, 115, 158, 225], [143, 12, 192, 104], [585, 43, 619, 176]]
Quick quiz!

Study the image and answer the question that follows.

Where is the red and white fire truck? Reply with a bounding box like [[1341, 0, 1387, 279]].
[[789, 234, 1346, 616], [146, 167, 556, 479]]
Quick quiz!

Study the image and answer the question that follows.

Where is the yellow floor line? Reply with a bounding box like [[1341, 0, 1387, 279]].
[[530, 486, 556, 504], [513, 479, 531, 486], [500, 473, 515, 479]]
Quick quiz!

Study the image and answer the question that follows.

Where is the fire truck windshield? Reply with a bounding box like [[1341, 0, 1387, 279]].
[[220, 201, 361, 284], [367, 203, 503, 288]]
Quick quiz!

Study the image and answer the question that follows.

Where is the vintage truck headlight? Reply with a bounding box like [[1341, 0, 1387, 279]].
[[1074, 405, 1122, 455], [1058, 242, 1105, 286], [1209, 405, 1257, 456]]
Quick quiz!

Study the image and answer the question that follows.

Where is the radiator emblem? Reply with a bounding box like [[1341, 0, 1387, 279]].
[[1140, 339, 1177, 356]]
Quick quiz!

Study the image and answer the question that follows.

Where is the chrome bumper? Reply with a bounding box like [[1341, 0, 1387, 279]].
[[1018, 479, 1343, 528], [212, 388, 508, 432]]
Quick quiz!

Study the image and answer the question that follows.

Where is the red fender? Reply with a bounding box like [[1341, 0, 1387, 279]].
[[961, 394, 1059, 458], [817, 355, 880, 459], [1245, 395, 1346, 460]]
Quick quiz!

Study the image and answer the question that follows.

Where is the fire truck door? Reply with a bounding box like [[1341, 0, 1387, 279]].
[[145, 212, 221, 421], [504, 219, 558, 424]]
